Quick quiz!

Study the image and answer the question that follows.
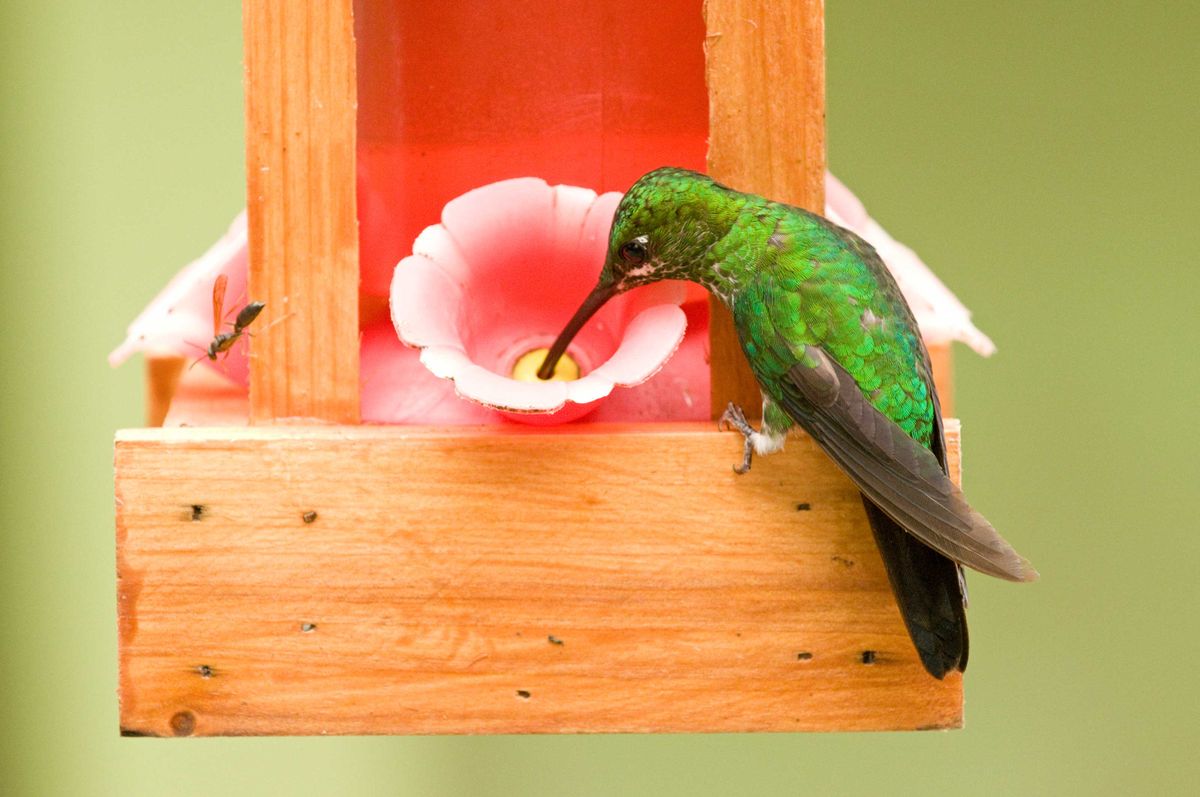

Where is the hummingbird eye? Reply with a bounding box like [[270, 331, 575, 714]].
[[619, 236, 649, 266]]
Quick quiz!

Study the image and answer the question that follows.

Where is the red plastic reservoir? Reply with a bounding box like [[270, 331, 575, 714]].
[[354, 0, 710, 297]]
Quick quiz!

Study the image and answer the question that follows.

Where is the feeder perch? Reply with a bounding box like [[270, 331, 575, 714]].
[[115, 0, 979, 736]]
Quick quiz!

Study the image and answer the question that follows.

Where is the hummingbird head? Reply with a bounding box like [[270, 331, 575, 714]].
[[537, 167, 737, 380], [598, 167, 736, 292]]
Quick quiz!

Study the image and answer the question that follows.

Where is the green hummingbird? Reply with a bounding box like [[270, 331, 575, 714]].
[[538, 167, 1037, 679]]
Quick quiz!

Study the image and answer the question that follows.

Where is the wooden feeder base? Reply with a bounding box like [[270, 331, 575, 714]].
[[115, 405, 963, 736]]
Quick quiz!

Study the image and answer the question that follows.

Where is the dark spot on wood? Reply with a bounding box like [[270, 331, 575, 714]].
[[796, 652, 813, 661], [190, 505, 205, 522], [861, 650, 877, 665], [196, 665, 213, 678], [832, 555, 854, 568], [301, 623, 316, 633], [547, 635, 564, 646], [170, 710, 195, 736], [516, 690, 531, 699], [795, 502, 811, 511], [302, 511, 317, 524]]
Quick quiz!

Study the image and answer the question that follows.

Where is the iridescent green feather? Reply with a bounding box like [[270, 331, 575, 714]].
[[732, 198, 936, 447], [606, 167, 937, 449]]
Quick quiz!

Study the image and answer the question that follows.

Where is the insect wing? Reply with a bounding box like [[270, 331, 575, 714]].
[[211, 274, 229, 336]]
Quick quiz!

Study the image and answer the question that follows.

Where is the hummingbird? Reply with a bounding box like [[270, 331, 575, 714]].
[[537, 167, 1036, 679]]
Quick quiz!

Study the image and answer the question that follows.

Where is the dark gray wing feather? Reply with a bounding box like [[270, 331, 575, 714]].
[[780, 347, 1036, 582]]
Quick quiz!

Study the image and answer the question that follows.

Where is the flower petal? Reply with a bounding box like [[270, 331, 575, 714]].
[[453, 362, 569, 413], [390, 255, 465, 349], [411, 223, 471, 281], [580, 191, 622, 254], [548, 184, 601, 262], [418, 345, 473, 380], [109, 212, 249, 376], [361, 321, 493, 424], [440, 178, 555, 279], [591, 300, 711, 422], [824, 172, 869, 230], [566, 304, 687, 405]]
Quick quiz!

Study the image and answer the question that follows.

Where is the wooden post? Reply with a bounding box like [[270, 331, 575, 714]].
[[704, 0, 826, 419], [143, 356, 186, 427], [928, 343, 954, 416], [242, 0, 360, 423]]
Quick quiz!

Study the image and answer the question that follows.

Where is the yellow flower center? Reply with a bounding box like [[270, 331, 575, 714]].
[[512, 348, 579, 382]]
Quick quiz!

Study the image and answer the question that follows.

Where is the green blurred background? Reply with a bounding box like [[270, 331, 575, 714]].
[[2, 1, 1197, 794]]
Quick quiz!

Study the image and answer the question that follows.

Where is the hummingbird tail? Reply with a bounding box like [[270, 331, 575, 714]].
[[862, 497, 968, 679]]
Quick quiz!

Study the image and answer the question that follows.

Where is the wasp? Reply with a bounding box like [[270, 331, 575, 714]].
[[192, 274, 265, 367]]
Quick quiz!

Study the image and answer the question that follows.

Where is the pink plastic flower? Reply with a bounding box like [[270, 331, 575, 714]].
[[389, 178, 690, 423], [108, 212, 252, 382]]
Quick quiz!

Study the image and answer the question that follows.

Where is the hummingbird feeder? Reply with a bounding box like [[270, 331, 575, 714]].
[[387, 177, 698, 424], [113, 0, 984, 737]]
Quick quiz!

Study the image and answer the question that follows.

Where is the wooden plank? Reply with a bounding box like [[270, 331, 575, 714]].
[[161, 366, 248, 428], [943, 418, 961, 487], [704, 0, 826, 419], [242, 0, 360, 424], [144, 356, 186, 427], [115, 423, 963, 736], [928, 342, 954, 416]]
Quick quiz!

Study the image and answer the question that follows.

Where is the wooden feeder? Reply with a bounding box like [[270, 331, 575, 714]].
[[115, 0, 964, 737]]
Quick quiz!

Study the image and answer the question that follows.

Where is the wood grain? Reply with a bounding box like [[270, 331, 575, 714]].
[[242, 0, 360, 424], [161, 366, 248, 428], [928, 342, 954, 416], [115, 423, 963, 736], [144, 356, 186, 427], [704, 0, 827, 419]]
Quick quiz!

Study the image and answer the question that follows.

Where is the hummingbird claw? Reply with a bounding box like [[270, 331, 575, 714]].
[[719, 403, 756, 474], [719, 402, 754, 435], [732, 436, 754, 474]]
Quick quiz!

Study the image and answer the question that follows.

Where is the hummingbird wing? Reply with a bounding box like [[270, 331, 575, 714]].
[[777, 345, 1036, 582], [741, 208, 994, 675], [862, 336, 970, 677]]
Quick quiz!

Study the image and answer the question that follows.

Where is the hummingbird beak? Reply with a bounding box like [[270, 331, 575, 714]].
[[536, 278, 620, 380]]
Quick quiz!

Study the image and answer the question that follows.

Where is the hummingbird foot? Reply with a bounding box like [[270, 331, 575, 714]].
[[718, 403, 756, 474]]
